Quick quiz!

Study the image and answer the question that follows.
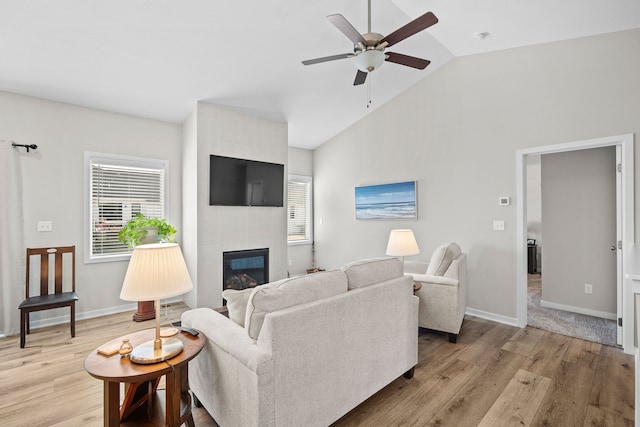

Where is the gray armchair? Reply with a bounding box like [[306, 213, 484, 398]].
[[404, 243, 467, 343]]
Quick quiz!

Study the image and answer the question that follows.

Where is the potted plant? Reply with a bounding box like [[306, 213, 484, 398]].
[[118, 213, 177, 322], [118, 213, 177, 248]]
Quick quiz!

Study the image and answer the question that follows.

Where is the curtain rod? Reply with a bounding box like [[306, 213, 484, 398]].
[[11, 142, 38, 152]]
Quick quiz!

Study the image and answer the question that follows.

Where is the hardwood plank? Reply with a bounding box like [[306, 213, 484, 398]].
[[478, 368, 551, 427], [374, 358, 479, 426], [589, 345, 635, 421], [531, 360, 595, 427], [582, 405, 633, 427], [564, 338, 603, 370], [502, 327, 546, 357], [48, 407, 103, 427], [521, 331, 571, 378], [425, 349, 526, 426], [457, 322, 518, 366]]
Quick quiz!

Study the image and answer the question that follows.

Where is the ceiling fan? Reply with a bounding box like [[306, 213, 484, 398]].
[[302, 0, 438, 86]]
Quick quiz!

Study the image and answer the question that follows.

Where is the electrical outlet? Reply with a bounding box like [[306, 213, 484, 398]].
[[585, 284, 593, 294], [493, 220, 505, 231], [288, 259, 293, 267]]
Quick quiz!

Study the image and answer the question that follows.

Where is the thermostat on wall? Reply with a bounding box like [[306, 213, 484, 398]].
[[499, 196, 510, 206]]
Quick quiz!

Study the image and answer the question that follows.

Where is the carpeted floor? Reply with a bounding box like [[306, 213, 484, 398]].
[[527, 274, 618, 347]]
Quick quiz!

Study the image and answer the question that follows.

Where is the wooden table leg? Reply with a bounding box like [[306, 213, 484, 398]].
[[180, 364, 196, 427], [104, 381, 120, 427], [164, 363, 194, 427], [166, 368, 177, 426]]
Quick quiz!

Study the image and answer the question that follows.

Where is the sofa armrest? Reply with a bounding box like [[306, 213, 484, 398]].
[[181, 307, 271, 371], [407, 273, 458, 287]]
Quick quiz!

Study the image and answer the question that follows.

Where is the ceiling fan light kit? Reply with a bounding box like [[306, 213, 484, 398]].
[[355, 49, 385, 72], [302, 0, 438, 86]]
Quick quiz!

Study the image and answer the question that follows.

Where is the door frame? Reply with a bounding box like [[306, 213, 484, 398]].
[[516, 134, 634, 354]]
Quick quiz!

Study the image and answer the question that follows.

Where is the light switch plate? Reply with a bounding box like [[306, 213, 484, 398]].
[[37, 221, 53, 232], [499, 196, 511, 206]]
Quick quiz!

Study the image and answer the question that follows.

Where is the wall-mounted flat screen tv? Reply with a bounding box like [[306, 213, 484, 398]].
[[209, 155, 284, 207]]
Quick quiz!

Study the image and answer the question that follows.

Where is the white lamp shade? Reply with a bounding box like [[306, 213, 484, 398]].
[[355, 49, 385, 72], [386, 229, 420, 257], [120, 243, 193, 301]]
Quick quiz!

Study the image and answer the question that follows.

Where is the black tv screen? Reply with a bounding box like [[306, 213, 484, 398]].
[[209, 155, 284, 207]]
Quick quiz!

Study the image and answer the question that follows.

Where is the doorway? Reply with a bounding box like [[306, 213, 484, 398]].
[[527, 149, 618, 346], [516, 134, 634, 354]]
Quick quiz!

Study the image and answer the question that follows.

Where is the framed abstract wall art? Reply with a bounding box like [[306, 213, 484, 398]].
[[354, 180, 417, 220]]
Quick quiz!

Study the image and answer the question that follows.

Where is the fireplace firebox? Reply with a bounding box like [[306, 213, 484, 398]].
[[223, 248, 269, 292]]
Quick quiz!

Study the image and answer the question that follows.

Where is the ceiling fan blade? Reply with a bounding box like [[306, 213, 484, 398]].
[[353, 70, 367, 86], [385, 52, 431, 70], [380, 11, 438, 47], [327, 14, 367, 45], [302, 53, 354, 66]]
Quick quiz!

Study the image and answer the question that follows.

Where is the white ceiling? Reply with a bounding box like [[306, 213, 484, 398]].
[[2, 1, 639, 149]]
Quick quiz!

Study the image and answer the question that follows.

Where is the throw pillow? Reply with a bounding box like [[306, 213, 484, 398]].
[[245, 270, 348, 340], [426, 243, 461, 276], [221, 287, 254, 327]]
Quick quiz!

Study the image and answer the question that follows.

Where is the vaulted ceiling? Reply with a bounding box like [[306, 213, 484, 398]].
[[2, 1, 639, 149]]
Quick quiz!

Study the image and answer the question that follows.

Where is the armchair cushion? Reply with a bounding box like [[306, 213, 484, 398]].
[[426, 243, 461, 276], [221, 287, 254, 327]]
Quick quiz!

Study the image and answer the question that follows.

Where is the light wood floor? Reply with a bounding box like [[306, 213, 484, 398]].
[[0, 303, 634, 426]]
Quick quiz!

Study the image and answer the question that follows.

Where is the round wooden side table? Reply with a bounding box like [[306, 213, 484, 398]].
[[413, 281, 423, 294], [84, 328, 205, 427]]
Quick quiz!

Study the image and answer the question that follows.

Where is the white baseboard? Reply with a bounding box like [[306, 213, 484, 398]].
[[465, 308, 519, 327], [540, 299, 616, 320], [20, 297, 186, 332]]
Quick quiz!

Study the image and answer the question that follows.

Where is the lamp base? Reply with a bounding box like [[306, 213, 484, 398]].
[[129, 337, 183, 364]]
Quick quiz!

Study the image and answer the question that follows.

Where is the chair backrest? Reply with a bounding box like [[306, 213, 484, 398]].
[[25, 246, 76, 298]]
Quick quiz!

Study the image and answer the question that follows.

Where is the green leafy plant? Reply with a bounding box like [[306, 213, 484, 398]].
[[118, 213, 176, 248]]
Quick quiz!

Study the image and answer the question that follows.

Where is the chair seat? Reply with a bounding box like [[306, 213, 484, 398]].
[[19, 292, 78, 310]]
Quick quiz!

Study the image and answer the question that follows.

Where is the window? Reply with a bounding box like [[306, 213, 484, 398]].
[[85, 152, 168, 262], [287, 175, 312, 244]]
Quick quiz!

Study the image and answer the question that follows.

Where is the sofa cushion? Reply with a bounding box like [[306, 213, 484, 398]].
[[426, 243, 462, 276], [342, 257, 403, 290], [245, 269, 348, 340], [221, 287, 255, 327]]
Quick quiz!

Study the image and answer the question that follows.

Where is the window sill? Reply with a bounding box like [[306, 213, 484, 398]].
[[288, 240, 312, 246]]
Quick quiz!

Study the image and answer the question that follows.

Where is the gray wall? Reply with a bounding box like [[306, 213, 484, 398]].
[[541, 147, 617, 317], [287, 147, 314, 276], [0, 90, 183, 325], [313, 29, 640, 321]]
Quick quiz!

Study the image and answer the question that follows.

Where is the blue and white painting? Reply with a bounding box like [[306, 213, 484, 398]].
[[355, 181, 417, 220]]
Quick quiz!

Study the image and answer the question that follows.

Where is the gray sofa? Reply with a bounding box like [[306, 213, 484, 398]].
[[181, 257, 418, 427]]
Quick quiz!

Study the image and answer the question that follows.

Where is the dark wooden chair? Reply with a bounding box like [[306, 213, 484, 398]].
[[18, 246, 79, 348]]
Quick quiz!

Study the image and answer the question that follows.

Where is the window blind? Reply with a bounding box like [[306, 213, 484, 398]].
[[287, 176, 312, 243], [89, 160, 166, 258]]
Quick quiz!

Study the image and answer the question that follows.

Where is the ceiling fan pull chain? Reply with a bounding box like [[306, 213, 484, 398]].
[[367, 74, 372, 108]]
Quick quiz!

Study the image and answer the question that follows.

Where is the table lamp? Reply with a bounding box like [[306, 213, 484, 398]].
[[386, 229, 420, 267], [120, 243, 193, 364]]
